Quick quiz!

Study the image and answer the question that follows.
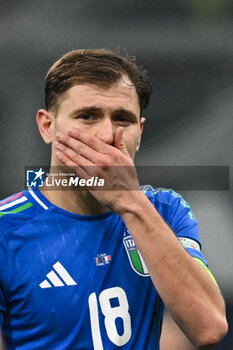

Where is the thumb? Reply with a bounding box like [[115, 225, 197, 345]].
[[114, 127, 128, 155]]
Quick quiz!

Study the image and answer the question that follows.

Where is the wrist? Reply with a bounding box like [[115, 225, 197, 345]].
[[115, 191, 152, 217]]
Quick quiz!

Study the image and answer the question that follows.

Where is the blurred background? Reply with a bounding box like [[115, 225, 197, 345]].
[[0, 1, 232, 348]]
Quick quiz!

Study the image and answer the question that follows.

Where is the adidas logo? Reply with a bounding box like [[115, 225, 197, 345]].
[[39, 261, 77, 289]]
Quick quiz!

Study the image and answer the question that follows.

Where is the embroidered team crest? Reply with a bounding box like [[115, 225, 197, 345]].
[[123, 235, 149, 277]]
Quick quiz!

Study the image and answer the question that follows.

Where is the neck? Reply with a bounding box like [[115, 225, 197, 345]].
[[40, 171, 110, 215]]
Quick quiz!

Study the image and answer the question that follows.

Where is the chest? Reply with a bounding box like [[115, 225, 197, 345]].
[[7, 220, 154, 321]]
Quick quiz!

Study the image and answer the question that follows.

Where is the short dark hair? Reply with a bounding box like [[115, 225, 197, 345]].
[[45, 49, 152, 114]]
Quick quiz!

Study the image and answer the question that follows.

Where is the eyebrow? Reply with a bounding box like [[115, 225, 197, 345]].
[[70, 107, 139, 121]]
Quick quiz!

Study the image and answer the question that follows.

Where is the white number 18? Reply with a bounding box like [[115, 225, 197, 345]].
[[88, 286, 132, 349]]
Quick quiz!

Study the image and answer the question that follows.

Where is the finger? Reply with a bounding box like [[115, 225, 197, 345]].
[[55, 141, 94, 167], [56, 150, 90, 180], [56, 133, 101, 164], [114, 127, 129, 156], [55, 142, 101, 178], [67, 127, 111, 154], [56, 150, 106, 192]]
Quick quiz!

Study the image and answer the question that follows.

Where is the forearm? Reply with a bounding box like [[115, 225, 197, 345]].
[[119, 192, 228, 348], [54, 127, 228, 346]]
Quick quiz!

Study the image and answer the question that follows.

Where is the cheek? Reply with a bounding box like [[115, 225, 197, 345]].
[[122, 133, 140, 157], [53, 118, 72, 135], [55, 118, 90, 134]]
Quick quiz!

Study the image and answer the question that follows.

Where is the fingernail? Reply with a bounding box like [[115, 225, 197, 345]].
[[56, 132, 64, 141], [68, 129, 76, 136]]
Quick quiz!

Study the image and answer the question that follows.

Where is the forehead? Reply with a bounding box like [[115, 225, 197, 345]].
[[57, 79, 140, 115]]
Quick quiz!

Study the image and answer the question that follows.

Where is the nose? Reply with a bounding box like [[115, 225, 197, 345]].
[[95, 118, 115, 145]]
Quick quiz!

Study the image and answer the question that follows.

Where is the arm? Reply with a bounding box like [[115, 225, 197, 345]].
[[118, 190, 227, 348], [160, 309, 196, 350], [55, 127, 228, 348]]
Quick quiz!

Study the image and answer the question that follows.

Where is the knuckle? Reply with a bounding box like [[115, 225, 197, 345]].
[[73, 153, 81, 164], [77, 143, 84, 154], [87, 137, 96, 148], [93, 166, 102, 177], [99, 157, 110, 168]]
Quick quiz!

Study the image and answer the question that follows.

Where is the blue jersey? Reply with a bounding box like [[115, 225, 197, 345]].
[[0, 186, 208, 349]]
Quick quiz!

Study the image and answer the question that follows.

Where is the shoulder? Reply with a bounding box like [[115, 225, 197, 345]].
[[141, 185, 196, 225], [0, 190, 38, 235], [141, 186, 208, 262], [141, 185, 191, 208]]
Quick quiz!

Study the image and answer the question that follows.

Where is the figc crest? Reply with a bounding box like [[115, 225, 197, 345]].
[[123, 235, 150, 277]]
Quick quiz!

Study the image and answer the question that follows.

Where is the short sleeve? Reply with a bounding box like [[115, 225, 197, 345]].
[[143, 186, 208, 266]]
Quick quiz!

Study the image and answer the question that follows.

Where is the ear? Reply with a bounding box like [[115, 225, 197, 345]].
[[36, 109, 55, 144], [136, 117, 146, 152]]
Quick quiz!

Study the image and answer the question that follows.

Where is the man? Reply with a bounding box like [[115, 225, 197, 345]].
[[0, 49, 228, 349]]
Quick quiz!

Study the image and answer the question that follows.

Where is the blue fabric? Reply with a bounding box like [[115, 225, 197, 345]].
[[0, 186, 207, 349]]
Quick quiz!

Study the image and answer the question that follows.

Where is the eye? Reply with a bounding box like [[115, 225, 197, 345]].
[[76, 113, 97, 121], [114, 116, 132, 125]]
